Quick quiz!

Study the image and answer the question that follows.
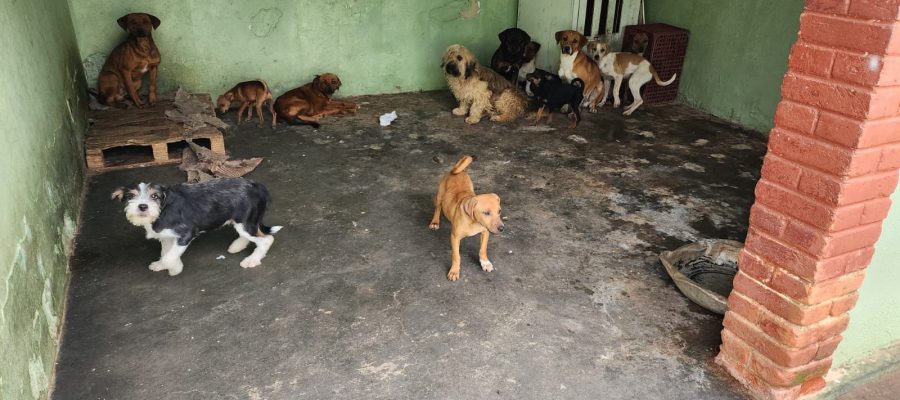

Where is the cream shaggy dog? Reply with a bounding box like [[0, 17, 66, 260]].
[[441, 44, 526, 124]]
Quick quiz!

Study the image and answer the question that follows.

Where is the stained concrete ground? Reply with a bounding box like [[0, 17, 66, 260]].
[[53, 91, 769, 400]]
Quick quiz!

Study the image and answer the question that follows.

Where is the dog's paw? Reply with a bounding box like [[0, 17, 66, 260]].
[[452, 107, 467, 116], [447, 268, 460, 281], [148, 94, 157, 106], [167, 264, 183, 276], [480, 259, 494, 272], [149, 261, 166, 271], [489, 115, 503, 122], [613, 102, 621, 108], [240, 256, 262, 269], [429, 222, 440, 231], [589, 107, 599, 113], [465, 116, 481, 124]]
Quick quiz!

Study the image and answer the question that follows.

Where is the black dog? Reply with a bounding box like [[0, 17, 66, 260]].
[[525, 73, 584, 128], [491, 28, 532, 82], [111, 178, 282, 275], [524, 68, 560, 96]]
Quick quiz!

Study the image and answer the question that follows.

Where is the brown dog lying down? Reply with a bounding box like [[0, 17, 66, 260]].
[[217, 80, 276, 128], [274, 73, 358, 128], [429, 156, 505, 281], [97, 13, 161, 108]]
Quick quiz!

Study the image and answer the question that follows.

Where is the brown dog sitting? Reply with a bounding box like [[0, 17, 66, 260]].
[[274, 73, 358, 128], [97, 13, 161, 108], [429, 156, 505, 282], [217, 80, 276, 128]]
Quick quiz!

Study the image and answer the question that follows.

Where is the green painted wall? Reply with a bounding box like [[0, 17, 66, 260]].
[[517, 0, 576, 73], [68, 0, 518, 98], [645, 0, 804, 133], [0, 0, 88, 399], [834, 187, 900, 367]]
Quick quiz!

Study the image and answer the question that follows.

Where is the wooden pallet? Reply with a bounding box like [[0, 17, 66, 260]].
[[85, 94, 226, 173]]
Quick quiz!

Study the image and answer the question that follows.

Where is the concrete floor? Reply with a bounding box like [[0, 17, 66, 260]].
[[53, 91, 768, 399]]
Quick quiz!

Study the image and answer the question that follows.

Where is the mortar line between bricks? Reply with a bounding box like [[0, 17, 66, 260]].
[[815, 108, 900, 129], [788, 71, 877, 93], [793, 41, 862, 58], [766, 132, 885, 178], [772, 152, 900, 188], [739, 274, 853, 330], [750, 220, 884, 265], [803, 10, 895, 27], [729, 307, 822, 355]]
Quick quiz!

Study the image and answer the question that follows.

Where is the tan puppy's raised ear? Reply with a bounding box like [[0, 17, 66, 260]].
[[117, 15, 130, 31], [111, 187, 125, 201], [462, 197, 478, 220], [148, 14, 161, 29]]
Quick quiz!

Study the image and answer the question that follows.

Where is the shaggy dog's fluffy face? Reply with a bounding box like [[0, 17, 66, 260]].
[[442, 45, 477, 79], [112, 183, 165, 226]]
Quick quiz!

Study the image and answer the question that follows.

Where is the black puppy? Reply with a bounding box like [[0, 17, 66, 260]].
[[524, 68, 560, 97], [526, 73, 584, 128], [491, 28, 532, 82], [111, 178, 282, 276]]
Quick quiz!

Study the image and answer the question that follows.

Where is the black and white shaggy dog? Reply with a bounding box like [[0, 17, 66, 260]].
[[111, 178, 282, 276]]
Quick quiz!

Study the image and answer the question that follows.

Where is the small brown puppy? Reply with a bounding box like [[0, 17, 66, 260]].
[[97, 13, 161, 108], [217, 80, 276, 128], [429, 156, 505, 282], [274, 73, 358, 128]]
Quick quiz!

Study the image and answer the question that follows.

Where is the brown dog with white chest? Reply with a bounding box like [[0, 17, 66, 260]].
[[274, 73, 358, 128], [555, 30, 604, 112], [429, 156, 505, 282], [97, 13, 161, 108], [217, 80, 276, 128]]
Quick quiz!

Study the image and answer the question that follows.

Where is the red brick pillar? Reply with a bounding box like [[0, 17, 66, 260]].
[[716, 1, 900, 399]]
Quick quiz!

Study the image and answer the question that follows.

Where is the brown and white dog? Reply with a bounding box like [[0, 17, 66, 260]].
[[442, 44, 527, 124], [274, 73, 358, 128], [555, 30, 604, 112], [97, 13, 161, 108], [217, 80, 276, 128], [429, 156, 505, 281], [589, 41, 677, 115]]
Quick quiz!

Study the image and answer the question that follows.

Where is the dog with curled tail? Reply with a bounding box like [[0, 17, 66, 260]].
[[441, 44, 526, 124], [429, 156, 505, 281]]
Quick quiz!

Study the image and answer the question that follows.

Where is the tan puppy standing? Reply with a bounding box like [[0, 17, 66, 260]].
[[217, 80, 276, 128], [441, 44, 526, 124], [429, 156, 505, 282], [589, 42, 677, 115], [555, 30, 604, 112]]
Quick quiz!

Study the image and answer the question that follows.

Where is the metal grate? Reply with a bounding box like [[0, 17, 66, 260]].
[[622, 23, 689, 104]]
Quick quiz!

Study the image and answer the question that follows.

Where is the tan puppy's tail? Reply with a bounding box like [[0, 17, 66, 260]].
[[650, 66, 677, 86], [451, 155, 475, 175]]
